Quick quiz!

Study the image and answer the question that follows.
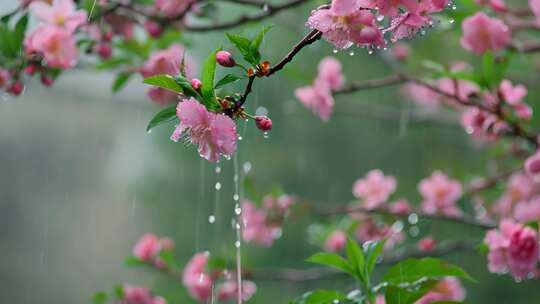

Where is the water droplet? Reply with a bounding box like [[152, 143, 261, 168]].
[[215, 182, 222, 190], [332, 49, 338, 54], [233, 174, 239, 183], [409, 226, 420, 237], [238, 136, 243, 141], [333, 300, 340, 304], [235, 241, 241, 248], [235, 204, 242, 214], [368, 49, 374, 55], [243, 162, 252, 174], [392, 220, 404, 233], [376, 15, 384, 22], [452, 4, 457, 10], [208, 215, 216, 223], [449, 18, 455, 24], [349, 50, 355, 56], [263, 132, 269, 139], [233, 194, 240, 201], [408, 213, 418, 224], [215, 166, 221, 174], [255, 106, 268, 116], [147, 129, 152, 134]]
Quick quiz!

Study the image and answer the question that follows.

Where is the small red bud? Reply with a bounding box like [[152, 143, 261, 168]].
[[144, 20, 163, 38], [96, 43, 113, 59], [40, 75, 54, 87], [191, 78, 202, 90], [8, 81, 24, 96], [216, 50, 236, 67], [103, 31, 114, 42], [24, 65, 38, 75], [255, 116, 272, 132]]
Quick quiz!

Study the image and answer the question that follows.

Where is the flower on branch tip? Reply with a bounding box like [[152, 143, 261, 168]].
[[121, 285, 167, 304], [191, 78, 202, 91], [418, 171, 462, 216], [460, 12, 511, 55], [216, 50, 236, 68], [217, 280, 257, 302], [133, 233, 175, 268], [324, 230, 347, 252], [25, 25, 79, 69], [182, 252, 213, 301], [29, 0, 87, 32], [353, 169, 397, 209], [499, 79, 532, 120], [8, 81, 24, 96], [170, 98, 237, 162]]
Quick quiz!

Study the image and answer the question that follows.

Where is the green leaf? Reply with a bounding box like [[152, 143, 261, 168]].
[[124, 256, 146, 267], [92, 292, 108, 304], [215, 74, 243, 89], [146, 105, 177, 132], [384, 280, 437, 304], [113, 284, 125, 299], [200, 49, 220, 110], [13, 14, 28, 53], [226, 33, 260, 66], [112, 72, 132, 93], [143, 74, 182, 92], [173, 74, 200, 97], [290, 290, 348, 304], [383, 258, 474, 285], [306, 252, 355, 277], [158, 250, 178, 269], [251, 25, 273, 50], [365, 240, 385, 276], [346, 238, 365, 281], [207, 256, 228, 271]]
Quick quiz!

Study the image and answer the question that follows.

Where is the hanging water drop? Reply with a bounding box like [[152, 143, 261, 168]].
[[263, 132, 269, 139], [235, 203, 242, 214], [349, 50, 355, 56], [449, 18, 455, 24], [376, 15, 384, 22], [233, 194, 240, 201], [243, 162, 252, 174], [208, 215, 216, 223], [234, 241, 241, 248], [215, 182, 222, 190], [332, 49, 338, 54], [215, 165, 221, 174]]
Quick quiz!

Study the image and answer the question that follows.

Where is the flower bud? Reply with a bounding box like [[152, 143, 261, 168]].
[[96, 43, 113, 59], [40, 75, 54, 87], [8, 81, 24, 96], [144, 20, 163, 38], [24, 65, 38, 75], [102, 31, 114, 42], [191, 78, 202, 90], [216, 50, 236, 67], [255, 116, 272, 131]]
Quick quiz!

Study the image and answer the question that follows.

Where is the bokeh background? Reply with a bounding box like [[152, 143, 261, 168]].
[[2, 0, 540, 303]]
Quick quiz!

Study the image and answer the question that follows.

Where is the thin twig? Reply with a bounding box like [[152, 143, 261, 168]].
[[268, 29, 322, 75]]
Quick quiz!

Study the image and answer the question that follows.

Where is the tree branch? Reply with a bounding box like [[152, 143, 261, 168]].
[[268, 29, 322, 76], [334, 74, 408, 95]]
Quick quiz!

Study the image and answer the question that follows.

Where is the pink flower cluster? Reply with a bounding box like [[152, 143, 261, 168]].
[[355, 217, 405, 250], [170, 98, 237, 162], [133, 233, 175, 268], [140, 44, 196, 105], [352, 169, 397, 209], [460, 12, 511, 55], [485, 219, 540, 280], [499, 80, 532, 120], [492, 172, 536, 218], [182, 252, 257, 302], [295, 57, 344, 121], [418, 171, 463, 216], [531, 0, 540, 26], [241, 195, 295, 247], [155, 0, 195, 17], [25, 0, 87, 69], [416, 277, 466, 304], [306, 0, 449, 49], [118, 285, 166, 304]]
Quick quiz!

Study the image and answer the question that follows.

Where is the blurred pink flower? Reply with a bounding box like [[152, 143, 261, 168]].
[[262, 194, 296, 214], [355, 218, 404, 250], [317, 57, 345, 91], [155, 0, 194, 17], [217, 280, 257, 301], [25, 25, 78, 69], [389, 199, 412, 214], [403, 82, 441, 108], [362, 0, 418, 17], [475, 0, 507, 12], [437, 77, 479, 102], [499, 79, 532, 120], [514, 197, 540, 223], [133, 233, 175, 268], [417, 237, 436, 251], [418, 171, 462, 216], [485, 219, 540, 279], [493, 173, 535, 217], [530, 0, 540, 26], [460, 12, 511, 55], [353, 169, 397, 209], [182, 252, 213, 301], [170, 98, 237, 162], [0, 68, 11, 89], [325, 230, 347, 252], [391, 43, 411, 61], [416, 277, 465, 304], [386, 0, 447, 42], [525, 150, 540, 177], [120, 285, 166, 304], [295, 80, 335, 121], [241, 200, 278, 247], [306, 0, 384, 49], [30, 0, 87, 32]]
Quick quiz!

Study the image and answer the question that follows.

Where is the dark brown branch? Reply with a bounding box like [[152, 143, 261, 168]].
[[183, 0, 312, 32], [334, 74, 407, 95], [313, 203, 496, 229], [268, 29, 322, 76], [246, 240, 477, 282]]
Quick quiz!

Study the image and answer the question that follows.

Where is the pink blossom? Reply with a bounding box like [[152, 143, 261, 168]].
[[485, 219, 540, 279], [182, 252, 213, 301], [460, 107, 508, 140], [120, 285, 166, 304], [241, 200, 277, 247], [353, 170, 397, 209], [460, 12, 511, 55], [295, 80, 335, 121], [133, 234, 175, 268], [24, 25, 78, 69], [217, 280, 257, 301], [361, 0, 418, 17], [376, 295, 386, 304], [355, 218, 404, 250], [155, 0, 194, 18], [306, 0, 384, 49], [30, 0, 87, 32], [391, 43, 411, 61], [416, 278, 465, 304], [499, 79, 532, 120], [262, 194, 296, 214], [325, 230, 347, 252], [386, 0, 446, 42], [389, 199, 412, 214], [255, 116, 272, 131], [403, 82, 441, 108], [417, 237, 436, 251], [514, 197, 540, 223], [141, 44, 195, 105], [437, 77, 479, 102], [170, 98, 237, 162], [476, 0, 507, 12], [418, 171, 462, 216], [493, 173, 535, 217], [0, 68, 10, 89], [317, 57, 345, 91], [530, 0, 540, 26], [525, 150, 540, 177], [216, 50, 236, 67]]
